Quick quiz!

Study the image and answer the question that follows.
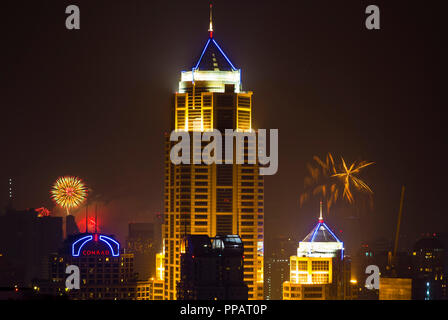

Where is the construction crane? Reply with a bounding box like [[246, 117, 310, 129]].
[[388, 186, 405, 276], [394, 186, 406, 256]]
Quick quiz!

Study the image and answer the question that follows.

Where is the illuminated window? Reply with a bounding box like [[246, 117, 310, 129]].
[[312, 261, 329, 271], [312, 274, 329, 284], [298, 261, 308, 271], [298, 274, 308, 283]]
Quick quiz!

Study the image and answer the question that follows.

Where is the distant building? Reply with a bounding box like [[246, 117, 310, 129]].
[[411, 236, 447, 300], [147, 251, 165, 300], [65, 215, 79, 237], [177, 235, 248, 300], [351, 243, 382, 299], [352, 242, 412, 299], [126, 223, 156, 280], [437, 232, 448, 275], [0, 208, 62, 287], [283, 203, 355, 300]]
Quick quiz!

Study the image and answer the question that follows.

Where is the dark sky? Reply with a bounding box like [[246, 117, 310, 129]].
[[1, 0, 445, 252]]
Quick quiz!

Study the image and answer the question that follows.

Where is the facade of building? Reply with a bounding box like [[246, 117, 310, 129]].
[[136, 279, 164, 300], [264, 257, 289, 300], [264, 236, 296, 300], [283, 203, 354, 300], [177, 234, 248, 300], [379, 278, 412, 300], [162, 9, 263, 300]]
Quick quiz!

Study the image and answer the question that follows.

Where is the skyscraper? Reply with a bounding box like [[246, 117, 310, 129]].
[[283, 203, 354, 300], [264, 236, 297, 300], [162, 5, 264, 300]]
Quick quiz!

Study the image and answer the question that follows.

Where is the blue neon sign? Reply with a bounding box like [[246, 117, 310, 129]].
[[71, 234, 120, 257]]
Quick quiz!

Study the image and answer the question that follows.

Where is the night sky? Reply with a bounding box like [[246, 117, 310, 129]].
[[2, 0, 445, 253]]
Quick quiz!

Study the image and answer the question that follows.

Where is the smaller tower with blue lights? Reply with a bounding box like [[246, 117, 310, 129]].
[[282, 202, 354, 300]]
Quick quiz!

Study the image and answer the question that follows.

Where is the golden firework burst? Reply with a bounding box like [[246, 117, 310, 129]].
[[332, 158, 374, 204], [51, 176, 87, 215], [300, 153, 374, 213]]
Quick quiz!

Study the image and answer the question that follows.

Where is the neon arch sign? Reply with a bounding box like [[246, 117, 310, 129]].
[[72, 234, 120, 257]]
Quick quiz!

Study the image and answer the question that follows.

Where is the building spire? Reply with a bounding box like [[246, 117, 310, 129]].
[[208, 2, 214, 38], [319, 200, 323, 222]]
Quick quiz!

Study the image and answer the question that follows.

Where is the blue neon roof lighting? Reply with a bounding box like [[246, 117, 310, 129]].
[[72, 235, 93, 257], [310, 223, 321, 242], [194, 38, 211, 70], [211, 39, 237, 71], [71, 234, 120, 257], [322, 222, 342, 243], [192, 37, 237, 72], [99, 235, 120, 257], [303, 220, 343, 244]]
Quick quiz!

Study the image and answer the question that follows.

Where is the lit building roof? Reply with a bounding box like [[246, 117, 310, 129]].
[[302, 222, 342, 243], [192, 2, 237, 72], [179, 3, 241, 93], [193, 38, 237, 72], [297, 202, 344, 258]]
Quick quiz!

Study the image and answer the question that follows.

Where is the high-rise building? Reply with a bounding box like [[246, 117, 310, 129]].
[[264, 236, 297, 300], [177, 234, 248, 300], [34, 232, 165, 300], [283, 203, 354, 300], [39, 233, 134, 299], [162, 6, 263, 300], [126, 222, 156, 280]]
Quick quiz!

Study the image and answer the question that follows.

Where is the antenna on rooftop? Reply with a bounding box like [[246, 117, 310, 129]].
[[208, 2, 214, 38]]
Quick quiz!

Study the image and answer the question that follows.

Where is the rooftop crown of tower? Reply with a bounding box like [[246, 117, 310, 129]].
[[297, 203, 344, 258], [179, 3, 241, 93]]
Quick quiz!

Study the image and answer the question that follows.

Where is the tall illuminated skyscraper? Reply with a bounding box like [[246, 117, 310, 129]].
[[162, 5, 264, 300]]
